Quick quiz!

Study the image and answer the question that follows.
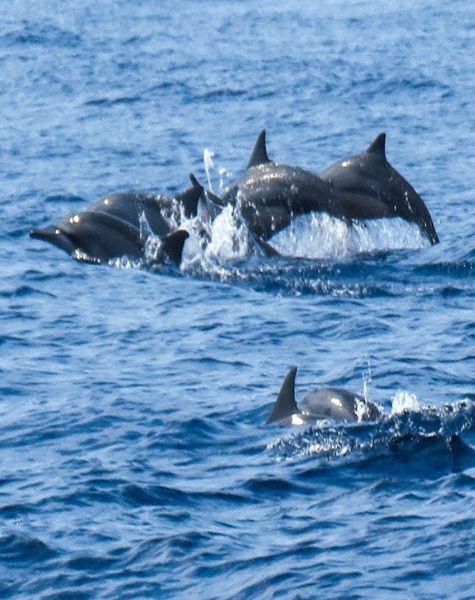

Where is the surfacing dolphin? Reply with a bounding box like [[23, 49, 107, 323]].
[[267, 366, 382, 426], [30, 179, 203, 266], [319, 132, 439, 244], [220, 130, 438, 246]]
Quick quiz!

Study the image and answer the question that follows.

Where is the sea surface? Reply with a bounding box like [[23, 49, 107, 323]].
[[1, 1, 474, 598]]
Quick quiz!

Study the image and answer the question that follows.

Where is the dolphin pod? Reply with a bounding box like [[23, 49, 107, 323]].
[[30, 129, 439, 265], [30, 179, 203, 265], [219, 130, 438, 246], [267, 366, 383, 426]]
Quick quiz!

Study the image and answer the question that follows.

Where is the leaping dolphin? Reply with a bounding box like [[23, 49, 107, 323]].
[[267, 366, 382, 426], [30, 179, 203, 266], [319, 133, 439, 244], [220, 130, 439, 245]]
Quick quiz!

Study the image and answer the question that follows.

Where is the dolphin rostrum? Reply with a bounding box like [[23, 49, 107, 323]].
[[30, 178, 203, 265]]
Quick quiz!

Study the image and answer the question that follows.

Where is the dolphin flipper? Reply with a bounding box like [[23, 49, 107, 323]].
[[158, 229, 189, 265], [189, 173, 226, 208], [267, 366, 299, 424]]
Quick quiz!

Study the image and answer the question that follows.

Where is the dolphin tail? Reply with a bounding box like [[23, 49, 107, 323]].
[[267, 366, 299, 424], [160, 229, 189, 265], [247, 130, 271, 169]]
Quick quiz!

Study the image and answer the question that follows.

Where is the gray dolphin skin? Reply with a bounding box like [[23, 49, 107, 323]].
[[30, 179, 203, 265], [319, 133, 439, 244], [266, 366, 382, 426], [222, 130, 438, 245]]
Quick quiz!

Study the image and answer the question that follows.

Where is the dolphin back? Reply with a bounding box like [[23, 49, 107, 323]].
[[301, 387, 381, 422]]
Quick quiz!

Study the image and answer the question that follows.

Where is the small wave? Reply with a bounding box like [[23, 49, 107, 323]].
[[121, 483, 189, 507], [198, 88, 248, 100], [84, 96, 142, 107], [44, 194, 86, 205], [413, 260, 475, 278], [1, 25, 81, 48], [0, 533, 56, 562], [0, 285, 56, 299]]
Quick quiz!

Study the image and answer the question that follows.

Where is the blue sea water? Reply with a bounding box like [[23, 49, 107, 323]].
[[1, 0, 475, 598]]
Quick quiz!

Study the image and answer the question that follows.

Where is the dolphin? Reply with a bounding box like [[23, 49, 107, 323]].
[[221, 130, 438, 245], [30, 179, 203, 265], [267, 366, 382, 426], [319, 133, 439, 244]]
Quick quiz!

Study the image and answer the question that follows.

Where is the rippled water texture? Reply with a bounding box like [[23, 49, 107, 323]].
[[1, 1, 474, 598]]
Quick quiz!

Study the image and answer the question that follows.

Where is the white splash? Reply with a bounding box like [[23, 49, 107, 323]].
[[203, 148, 215, 192], [362, 362, 372, 403], [219, 167, 231, 192], [139, 211, 153, 241], [291, 414, 305, 426], [269, 213, 428, 260], [181, 205, 251, 274], [205, 205, 250, 260], [391, 391, 421, 415], [354, 397, 368, 422]]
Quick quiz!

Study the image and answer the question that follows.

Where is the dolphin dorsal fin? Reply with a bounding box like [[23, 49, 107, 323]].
[[266, 366, 299, 424], [367, 132, 386, 160], [189, 173, 201, 189], [190, 173, 225, 207], [246, 130, 270, 169]]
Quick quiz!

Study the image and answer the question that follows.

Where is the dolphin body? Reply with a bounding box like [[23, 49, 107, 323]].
[[267, 366, 382, 426], [319, 133, 439, 244], [220, 131, 438, 246], [30, 179, 203, 265]]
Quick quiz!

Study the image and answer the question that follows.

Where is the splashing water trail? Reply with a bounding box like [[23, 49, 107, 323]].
[[362, 360, 372, 403], [203, 148, 215, 192], [270, 213, 428, 260], [181, 205, 251, 278]]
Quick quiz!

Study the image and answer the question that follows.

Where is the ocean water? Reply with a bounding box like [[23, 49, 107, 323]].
[[1, 1, 475, 598]]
